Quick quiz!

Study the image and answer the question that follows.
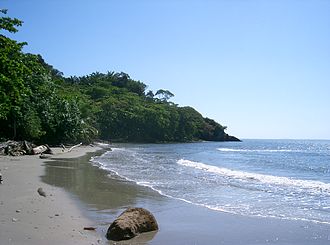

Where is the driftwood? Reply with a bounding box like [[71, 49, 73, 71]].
[[60, 142, 83, 153], [33, 145, 47, 155], [68, 142, 82, 152], [83, 227, 96, 231], [0, 141, 53, 156], [32, 144, 53, 155], [60, 144, 66, 151], [23, 141, 33, 154], [0, 140, 84, 156], [0, 141, 36, 156]]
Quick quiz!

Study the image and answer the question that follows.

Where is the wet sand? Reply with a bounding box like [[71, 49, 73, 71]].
[[42, 150, 330, 245], [0, 146, 103, 245]]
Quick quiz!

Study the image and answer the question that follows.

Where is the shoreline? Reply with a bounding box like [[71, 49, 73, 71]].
[[0, 146, 104, 245], [43, 144, 330, 245], [2, 143, 330, 245]]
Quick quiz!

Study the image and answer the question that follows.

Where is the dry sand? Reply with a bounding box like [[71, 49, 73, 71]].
[[0, 146, 103, 245]]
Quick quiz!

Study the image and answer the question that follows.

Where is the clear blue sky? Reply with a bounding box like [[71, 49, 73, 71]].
[[3, 0, 330, 139]]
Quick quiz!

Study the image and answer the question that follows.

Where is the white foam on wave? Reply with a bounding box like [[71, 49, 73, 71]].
[[177, 159, 330, 193], [136, 181, 168, 196], [90, 150, 330, 225], [199, 203, 330, 225], [136, 181, 232, 214], [94, 142, 112, 149], [90, 150, 122, 174], [108, 147, 125, 152], [130, 173, 330, 225], [90, 149, 169, 197], [217, 148, 295, 153]]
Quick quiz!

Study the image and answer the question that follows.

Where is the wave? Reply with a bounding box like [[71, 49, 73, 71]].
[[94, 142, 112, 148], [217, 148, 295, 153], [177, 159, 330, 193], [90, 149, 330, 225], [136, 182, 237, 215], [93, 157, 330, 225]]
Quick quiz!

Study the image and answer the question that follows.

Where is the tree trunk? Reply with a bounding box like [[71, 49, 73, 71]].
[[13, 117, 17, 140]]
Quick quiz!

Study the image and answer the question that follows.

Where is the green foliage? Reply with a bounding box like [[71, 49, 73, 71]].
[[0, 11, 97, 143], [0, 9, 23, 33], [0, 10, 30, 139], [155, 89, 174, 102], [0, 33, 28, 120], [0, 11, 234, 144]]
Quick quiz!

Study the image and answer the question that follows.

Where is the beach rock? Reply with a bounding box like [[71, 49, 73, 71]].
[[39, 154, 51, 159], [37, 187, 46, 197], [106, 207, 158, 241]]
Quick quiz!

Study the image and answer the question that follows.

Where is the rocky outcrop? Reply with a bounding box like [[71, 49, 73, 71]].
[[106, 207, 158, 241], [225, 134, 241, 142]]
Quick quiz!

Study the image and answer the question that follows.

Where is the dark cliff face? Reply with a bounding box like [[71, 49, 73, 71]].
[[224, 134, 241, 142], [200, 132, 241, 142]]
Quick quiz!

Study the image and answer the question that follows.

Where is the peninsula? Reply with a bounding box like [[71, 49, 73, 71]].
[[0, 10, 239, 145]]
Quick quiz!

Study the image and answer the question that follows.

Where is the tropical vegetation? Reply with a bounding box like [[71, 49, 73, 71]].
[[0, 10, 238, 144]]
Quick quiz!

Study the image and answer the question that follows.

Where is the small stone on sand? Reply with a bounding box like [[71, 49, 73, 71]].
[[37, 187, 46, 197]]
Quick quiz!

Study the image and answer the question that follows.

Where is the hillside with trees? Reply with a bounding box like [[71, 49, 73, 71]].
[[0, 10, 239, 144]]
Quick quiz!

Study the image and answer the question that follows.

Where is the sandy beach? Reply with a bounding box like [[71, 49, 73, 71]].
[[0, 146, 103, 245]]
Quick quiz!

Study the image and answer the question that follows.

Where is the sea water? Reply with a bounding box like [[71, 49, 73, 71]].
[[91, 139, 330, 224]]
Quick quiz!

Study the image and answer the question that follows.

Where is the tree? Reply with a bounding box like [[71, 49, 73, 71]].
[[155, 89, 174, 102], [0, 9, 23, 33], [0, 10, 29, 138], [0, 10, 237, 143], [0, 10, 98, 143]]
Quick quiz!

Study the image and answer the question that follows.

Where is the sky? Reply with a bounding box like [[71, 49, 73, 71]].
[[2, 0, 330, 139]]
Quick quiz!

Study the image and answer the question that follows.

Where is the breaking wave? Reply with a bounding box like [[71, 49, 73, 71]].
[[217, 148, 296, 153], [177, 159, 330, 194]]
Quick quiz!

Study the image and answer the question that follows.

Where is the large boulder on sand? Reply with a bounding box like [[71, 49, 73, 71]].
[[106, 207, 158, 241]]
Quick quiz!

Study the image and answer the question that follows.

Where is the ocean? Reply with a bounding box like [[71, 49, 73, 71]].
[[91, 139, 330, 225]]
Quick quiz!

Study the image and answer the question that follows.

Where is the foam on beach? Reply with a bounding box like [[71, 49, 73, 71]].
[[89, 141, 330, 226], [177, 159, 330, 194]]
